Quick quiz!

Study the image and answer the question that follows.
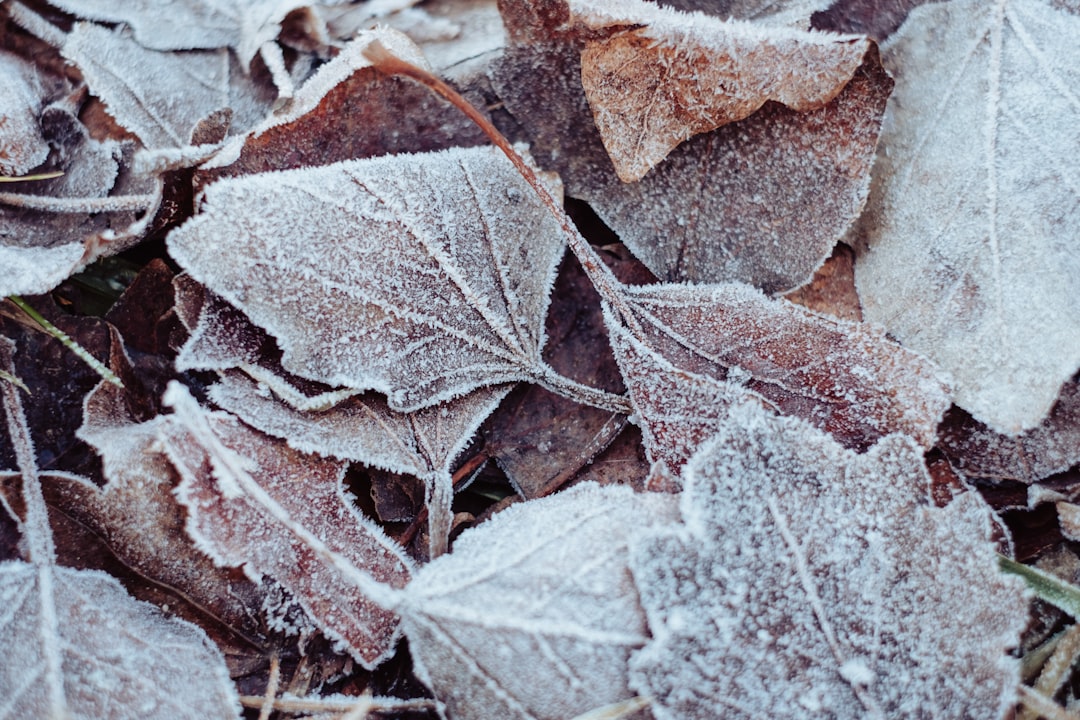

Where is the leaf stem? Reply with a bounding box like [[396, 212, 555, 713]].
[[6, 296, 123, 388], [0, 191, 156, 213], [534, 363, 631, 414], [361, 40, 643, 336]]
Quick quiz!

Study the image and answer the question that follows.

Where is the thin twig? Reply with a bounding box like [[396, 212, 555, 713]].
[[0, 191, 157, 213], [257, 652, 282, 720]]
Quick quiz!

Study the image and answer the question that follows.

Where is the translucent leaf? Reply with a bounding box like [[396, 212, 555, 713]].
[[168, 145, 602, 413], [399, 482, 678, 720], [853, 0, 1080, 433], [0, 51, 50, 176], [628, 402, 1029, 719], [569, 0, 871, 181], [492, 17, 892, 291], [607, 282, 950, 451], [158, 383, 412, 667], [62, 23, 273, 149]]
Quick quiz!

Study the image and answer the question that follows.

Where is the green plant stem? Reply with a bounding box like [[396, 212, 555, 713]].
[[6, 296, 123, 388], [999, 554, 1080, 617]]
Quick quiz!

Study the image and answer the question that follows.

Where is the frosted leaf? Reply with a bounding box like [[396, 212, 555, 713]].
[[209, 370, 510, 556], [62, 23, 271, 149], [938, 379, 1080, 484], [853, 0, 1080, 433], [811, 0, 931, 40], [169, 145, 569, 412], [158, 383, 412, 666], [569, 0, 871, 181], [610, 282, 950, 451], [58, 380, 295, 641], [0, 563, 241, 720], [628, 402, 1029, 719], [605, 311, 763, 484], [0, 338, 240, 720], [492, 27, 892, 291], [653, 0, 833, 26], [0, 51, 49, 176], [399, 482, 678, 720], [42, 0, 351, 65]]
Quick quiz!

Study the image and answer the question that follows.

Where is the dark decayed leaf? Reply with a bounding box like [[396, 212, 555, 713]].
[[397, 482, 678, 720], [0, 338, 241, 720], [811, 0, 930, 39], [853, 0, 1080, 433], [628, 401, 1028, 719], [568, 0, 871, 181], [607, 282, 950, 452], [939, 380, 1080, 484], [159, 382, 412, 667], [491, 10, 892, 291], [169, 144, 619, 412]]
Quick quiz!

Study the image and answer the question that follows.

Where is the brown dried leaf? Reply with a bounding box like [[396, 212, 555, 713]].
[[853, 0, 1080, 433], [168, 145, 591, 413], [54, 381, 295, 643], [782, 243, 862, 321], [570, 0, 871, 181], [158, 382, 412, 667], [628, 402, 1028, 719], [939, 380, 1080, 484], [491, 25, 892, 291], [398, 482, 678, 720], [609, 282, 950, 452]]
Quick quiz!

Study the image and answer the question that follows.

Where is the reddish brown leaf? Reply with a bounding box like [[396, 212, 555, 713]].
[[159, 383, 412, 667]]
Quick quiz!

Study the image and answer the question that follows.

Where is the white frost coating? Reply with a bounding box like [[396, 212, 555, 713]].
[[0, 51, 49, 176], [400, 483, 678, 720], [628, 402, 1029, 719], [0, 563, 242, 720], [855, 0, 1080, 434], [569, 0, 869, 180], [169, 145, 567, 412], [0, 243, 87, 297]]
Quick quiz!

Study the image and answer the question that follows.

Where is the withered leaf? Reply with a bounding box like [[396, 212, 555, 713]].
[[607, 282, 950, 451], [853, 0, 1080, 433], [398, 482, 678, 720], [159, 382, 412, 667], [939, 379, 1080, 484], [628, 402, 1028, 719], [169, 145, 608, 413], [568, 0, 871, 181], [811, 0, 931, 40], [0, 50, 50, 176], [492, 23, 892, 291], [200, 29, 487, 182], [209, 370, 510, 557], [62, 22, 273, 149], [58, 380, 292, 642], [0, 338, 241, 720]]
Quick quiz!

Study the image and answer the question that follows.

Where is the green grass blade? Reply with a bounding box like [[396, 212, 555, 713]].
[[6, 296, 123, 388], [0, 171, 64, 182], [1000, 554, 1080, 618], [0, 369, 30, 394]]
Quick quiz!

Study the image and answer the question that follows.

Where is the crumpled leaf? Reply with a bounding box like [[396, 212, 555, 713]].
[[169, 145, 600, 413], [853, 0, 1080, 433], [158, 382, 413, 667], [492, 9, 892, 291], [628, 402, 1028, 719], [62, 22, 274, 149], [939, 380, 1080, 484], [606, 282, 950, 452], [0, 337, 240, 720], [568, 0, 871, 181], [397, 482, 678, 720], [0, 50, 50, 176]]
